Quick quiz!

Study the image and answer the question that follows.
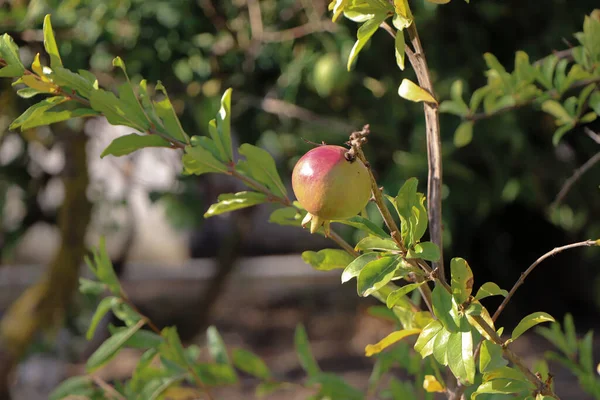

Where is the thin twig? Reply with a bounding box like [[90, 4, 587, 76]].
[[91, 375, 127, 400], [584, 126, 600, 144], [492, 239, 599, 322], [550, 152, 600, 211], [329, 230, 359, 257]]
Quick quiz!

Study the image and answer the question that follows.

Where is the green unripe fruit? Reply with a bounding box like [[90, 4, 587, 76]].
[[292, 145, 371, 234], [312, 53, 350, 98]]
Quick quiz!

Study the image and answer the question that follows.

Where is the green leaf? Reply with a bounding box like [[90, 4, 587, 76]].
[[204, 192, 267, 218], [16, 87, 45, 98], [122, 329, 164, 349], [414, 319, 443, 358], [341, 252, 380, 283], [256, 382, 283, 397], [552, 123, 575, 146], [332, 215, 388, 238], [398, 79, 437, 104], [347, 13, 388, 70], [447, 327, 475, 385], [302, 249, 354, 271], [479, 340, 508, 373], [86, 296, 119, 340], [511, 312, 555, 342], [207, 325, 231, 365], [357, 256, 400, 297], [194, 363, 238, 385], [111, 301, 142, 327], [483, 366, 529, 382], [355, 237, 400, 252], [589, 91, 600, 115], [9, 96, 65, 130], [433, 327, 451, 366], [440, 100, 470, 116], [268, 206, 304, 227], [232, 348, 271, 380], [100, 134, 171, 158], [386, 282, 426, 308], [79, 278, 106, 296], [450, 257, 474, 304], [406, 241, 440, 262], [43, 15, 62, 68], [110, 58, 151, 130], [159, 326, 188, 366], [237, 144, 287, 199], [86, 320, 144, 372], [432, 285, 459, 332], [474, 282, 508, 301], [49, 376, 94, 400], [182, 144, 229, 175], [294, 324, 320, 377], [90, 89, 146, 130], [395, 31, 405, 70], [579, 331, 594, 373], [138, 376, 186, 400], [537, 54, 559, 90], [469, 86, 491, 112], [541, 100, 574, 125], [0, 34, 25, 77], [154, 81, 189, 143], [308, 373, 363, 400], [52, 67, 94, 98], [472, 379, 532, 398], [392, 178, 428, 247], [365, 329, 421, 357], [85, 237, 121, 295], [211, 88, 234, 162], [453, 121, 474, 148]]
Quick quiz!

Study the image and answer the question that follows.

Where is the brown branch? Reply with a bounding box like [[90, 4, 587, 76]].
[[584, 126, 600, 144], [550, 151, 600, 211], [492, 239, 598, 322], [405, 24, 445, 282]]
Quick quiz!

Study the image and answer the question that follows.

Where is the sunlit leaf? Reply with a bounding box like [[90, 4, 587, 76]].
[[237, 144, 287, 199], [204, 192, 267, 217], [474, 282, 508, 301], [0, 34, 25, 77], [342, 252, 380, 283], [100, 133, 171, 158], [398, 79, 437, 104], [423, 375, 445, 392], [43, 15, 63, 68], [511, 312, 555, 342], [302, 248, 354, 271], [365, 329, 421, 357], [86, 320, 144, 372], [450, 257, 474, 304], [414, 319, 443, 358], [357, 256, 400, 297], [386, 282, 426, 308], [406, 241, 440, 261], [355, 236, 400, 252], [347, 13, 388, 70], [479, 340, 508, 373]]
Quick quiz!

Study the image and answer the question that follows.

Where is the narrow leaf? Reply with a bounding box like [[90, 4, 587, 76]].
[[238, 144, 287, 199], [474, 282, 508, 301], [232, 348, 271, 380], [357, 256, 400, 297], [342, 252, 379, 283], [204, 192, 267, 217], [511, 312, 555, 342], [43, 15, 63, 68], [302, 248, 354, 271], [207, 326, 231, 365], [365, 329, 421, 356], [398, 79, 437, 104], [101, 134, 171, 158], [347, 13, 387, 70], [386, 282, 426, 308], [86, 320, 144, 372], [86, 296, 119, 340], [294, 324, 320, 377], [450, 257, 474, 304]]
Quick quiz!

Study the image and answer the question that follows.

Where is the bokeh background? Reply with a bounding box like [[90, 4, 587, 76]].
[[0, 0, 599, 399]]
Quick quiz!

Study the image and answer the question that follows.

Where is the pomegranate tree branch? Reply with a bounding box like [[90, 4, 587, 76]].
[[550, 151, 600, 211], [492, 239, 599, 322]]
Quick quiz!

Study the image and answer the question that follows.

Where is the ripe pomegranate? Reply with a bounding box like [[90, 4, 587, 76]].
[[292, 145, 371, 235]]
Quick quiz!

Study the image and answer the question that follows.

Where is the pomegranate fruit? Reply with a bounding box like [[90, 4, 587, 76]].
[[292, 145, 371, 235]]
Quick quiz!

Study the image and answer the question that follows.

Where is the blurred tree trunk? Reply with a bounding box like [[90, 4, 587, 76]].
[[0, 128, 92, 399]]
